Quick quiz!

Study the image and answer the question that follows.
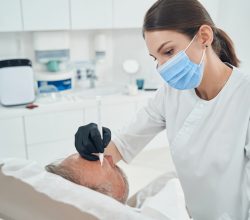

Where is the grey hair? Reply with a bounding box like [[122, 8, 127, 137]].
[[45, 162, 81, 185], [45, 160, 129, 204], [116, 166, 129, 204]]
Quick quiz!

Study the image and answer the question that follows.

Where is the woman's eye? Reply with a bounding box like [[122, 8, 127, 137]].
[[164, 49, 174, 56]]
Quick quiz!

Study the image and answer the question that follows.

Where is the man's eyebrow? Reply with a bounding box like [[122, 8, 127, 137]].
[[157, 40, 172, 53]]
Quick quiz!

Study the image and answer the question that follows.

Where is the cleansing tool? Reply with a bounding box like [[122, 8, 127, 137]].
[[96, 96, 104, 166]]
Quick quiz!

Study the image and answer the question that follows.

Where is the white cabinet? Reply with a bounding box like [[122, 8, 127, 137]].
[[24, 109, 84, 164], [24, 110, 84, 145], [0, 0, 22, 32], [0, 0, 156, 31], [84, 102, 136, 132], [101, 103, 136, 130], [28, 139, 76, 166], [113, 0, 156, 28], [0, 117, 26, 159], [22, 0, 70, 31], [71, 0, 113, 30], [0, 93, 163, 165]]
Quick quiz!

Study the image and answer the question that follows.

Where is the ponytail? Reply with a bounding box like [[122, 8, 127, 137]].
[[212, 28, 240, 67]]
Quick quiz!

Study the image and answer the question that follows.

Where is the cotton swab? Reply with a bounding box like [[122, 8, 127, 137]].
[[96, 96, 104, 166]]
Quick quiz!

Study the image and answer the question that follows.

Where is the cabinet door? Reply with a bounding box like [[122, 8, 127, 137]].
[[24, 110, 84, 145], [85, 102, 136, 131], [84, 100, 169, 151], [71, 0, 112, 29], [0, 117, 26, 159], [113, 0, 156, 28], [28, 139, 76, 166], [22, 0, 70, 31], [0, 0, 22, 32]]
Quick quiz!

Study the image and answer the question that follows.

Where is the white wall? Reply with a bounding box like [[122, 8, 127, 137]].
[[0, 0, 249, 84], [199, 0, 250, 72], [0, 29, 160, 87], [112, 29, 161, 86], [217, 0, 250, 72], [199, 0, 220, 23]]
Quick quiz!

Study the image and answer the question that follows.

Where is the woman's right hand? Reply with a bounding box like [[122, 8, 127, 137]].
[[74, 123, 111, 161]]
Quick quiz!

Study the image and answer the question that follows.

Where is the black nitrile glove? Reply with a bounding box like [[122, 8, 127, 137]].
[[74, 123, 111, 161]]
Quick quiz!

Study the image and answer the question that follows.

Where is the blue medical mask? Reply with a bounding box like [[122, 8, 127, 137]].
[[157, 35, 206, 90]]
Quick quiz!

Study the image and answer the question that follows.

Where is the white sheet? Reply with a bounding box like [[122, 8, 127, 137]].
[[130, 172, 191, 220], [0, 158, 153, 220], [141, 178, 191, 220], [0, 158, 191, 220]]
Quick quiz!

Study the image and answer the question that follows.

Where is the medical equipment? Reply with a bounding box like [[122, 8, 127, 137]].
[[96, 96, 104, 166], [33, 31, 74, 94], [36, 70, 75, 93], [0, 59, 35, 106]]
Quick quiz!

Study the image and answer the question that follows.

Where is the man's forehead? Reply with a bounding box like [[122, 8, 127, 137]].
[[62, 154, 101, 170], [64, 153, 84, 163]]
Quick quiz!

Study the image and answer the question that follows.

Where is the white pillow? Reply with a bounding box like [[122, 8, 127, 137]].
[[0, 158, 153, 220]]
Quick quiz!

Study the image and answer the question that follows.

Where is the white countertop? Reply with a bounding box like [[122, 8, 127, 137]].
[[0, 90, 155, 120]]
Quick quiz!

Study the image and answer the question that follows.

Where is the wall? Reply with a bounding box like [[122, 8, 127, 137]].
[[112, 29, 160, 86], [0, 0, 249, 85], [0, 29, 160, 88], [216, 0, 250, 72]]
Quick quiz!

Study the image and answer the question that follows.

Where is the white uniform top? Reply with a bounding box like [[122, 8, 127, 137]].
[[113, 66, 250, 220]]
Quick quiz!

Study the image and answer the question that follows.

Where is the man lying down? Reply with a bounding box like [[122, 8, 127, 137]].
[[45, 153, 129, 204], [45, 153, 191, 220]]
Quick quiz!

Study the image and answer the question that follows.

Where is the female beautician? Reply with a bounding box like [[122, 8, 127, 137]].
[[75, 0, 250, 219]]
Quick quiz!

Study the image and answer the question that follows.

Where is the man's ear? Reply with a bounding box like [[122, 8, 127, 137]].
[[198, 25, 214, 48]]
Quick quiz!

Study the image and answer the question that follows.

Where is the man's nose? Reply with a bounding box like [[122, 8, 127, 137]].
[[105, 155, 115, 167]]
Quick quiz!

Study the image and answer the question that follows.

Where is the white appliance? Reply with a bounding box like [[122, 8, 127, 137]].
[[33, 31, 70, 64], [35, 70, 75, 93], [32, 31, 74, 93], [0, 59, 35, 106]]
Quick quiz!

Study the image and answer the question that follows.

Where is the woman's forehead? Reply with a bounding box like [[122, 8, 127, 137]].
[[144, 30, 184, 41], [144, 30, 190, 53]]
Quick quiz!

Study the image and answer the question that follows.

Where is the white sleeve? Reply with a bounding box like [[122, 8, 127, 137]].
[[245, 120, 250, 219], [112, 85, 167, 163]]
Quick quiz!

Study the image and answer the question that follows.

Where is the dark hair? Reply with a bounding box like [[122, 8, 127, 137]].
[[143, 0, 240, 67]]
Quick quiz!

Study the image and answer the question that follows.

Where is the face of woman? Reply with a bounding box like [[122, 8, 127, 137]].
[[144, 30, 204, 67]]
